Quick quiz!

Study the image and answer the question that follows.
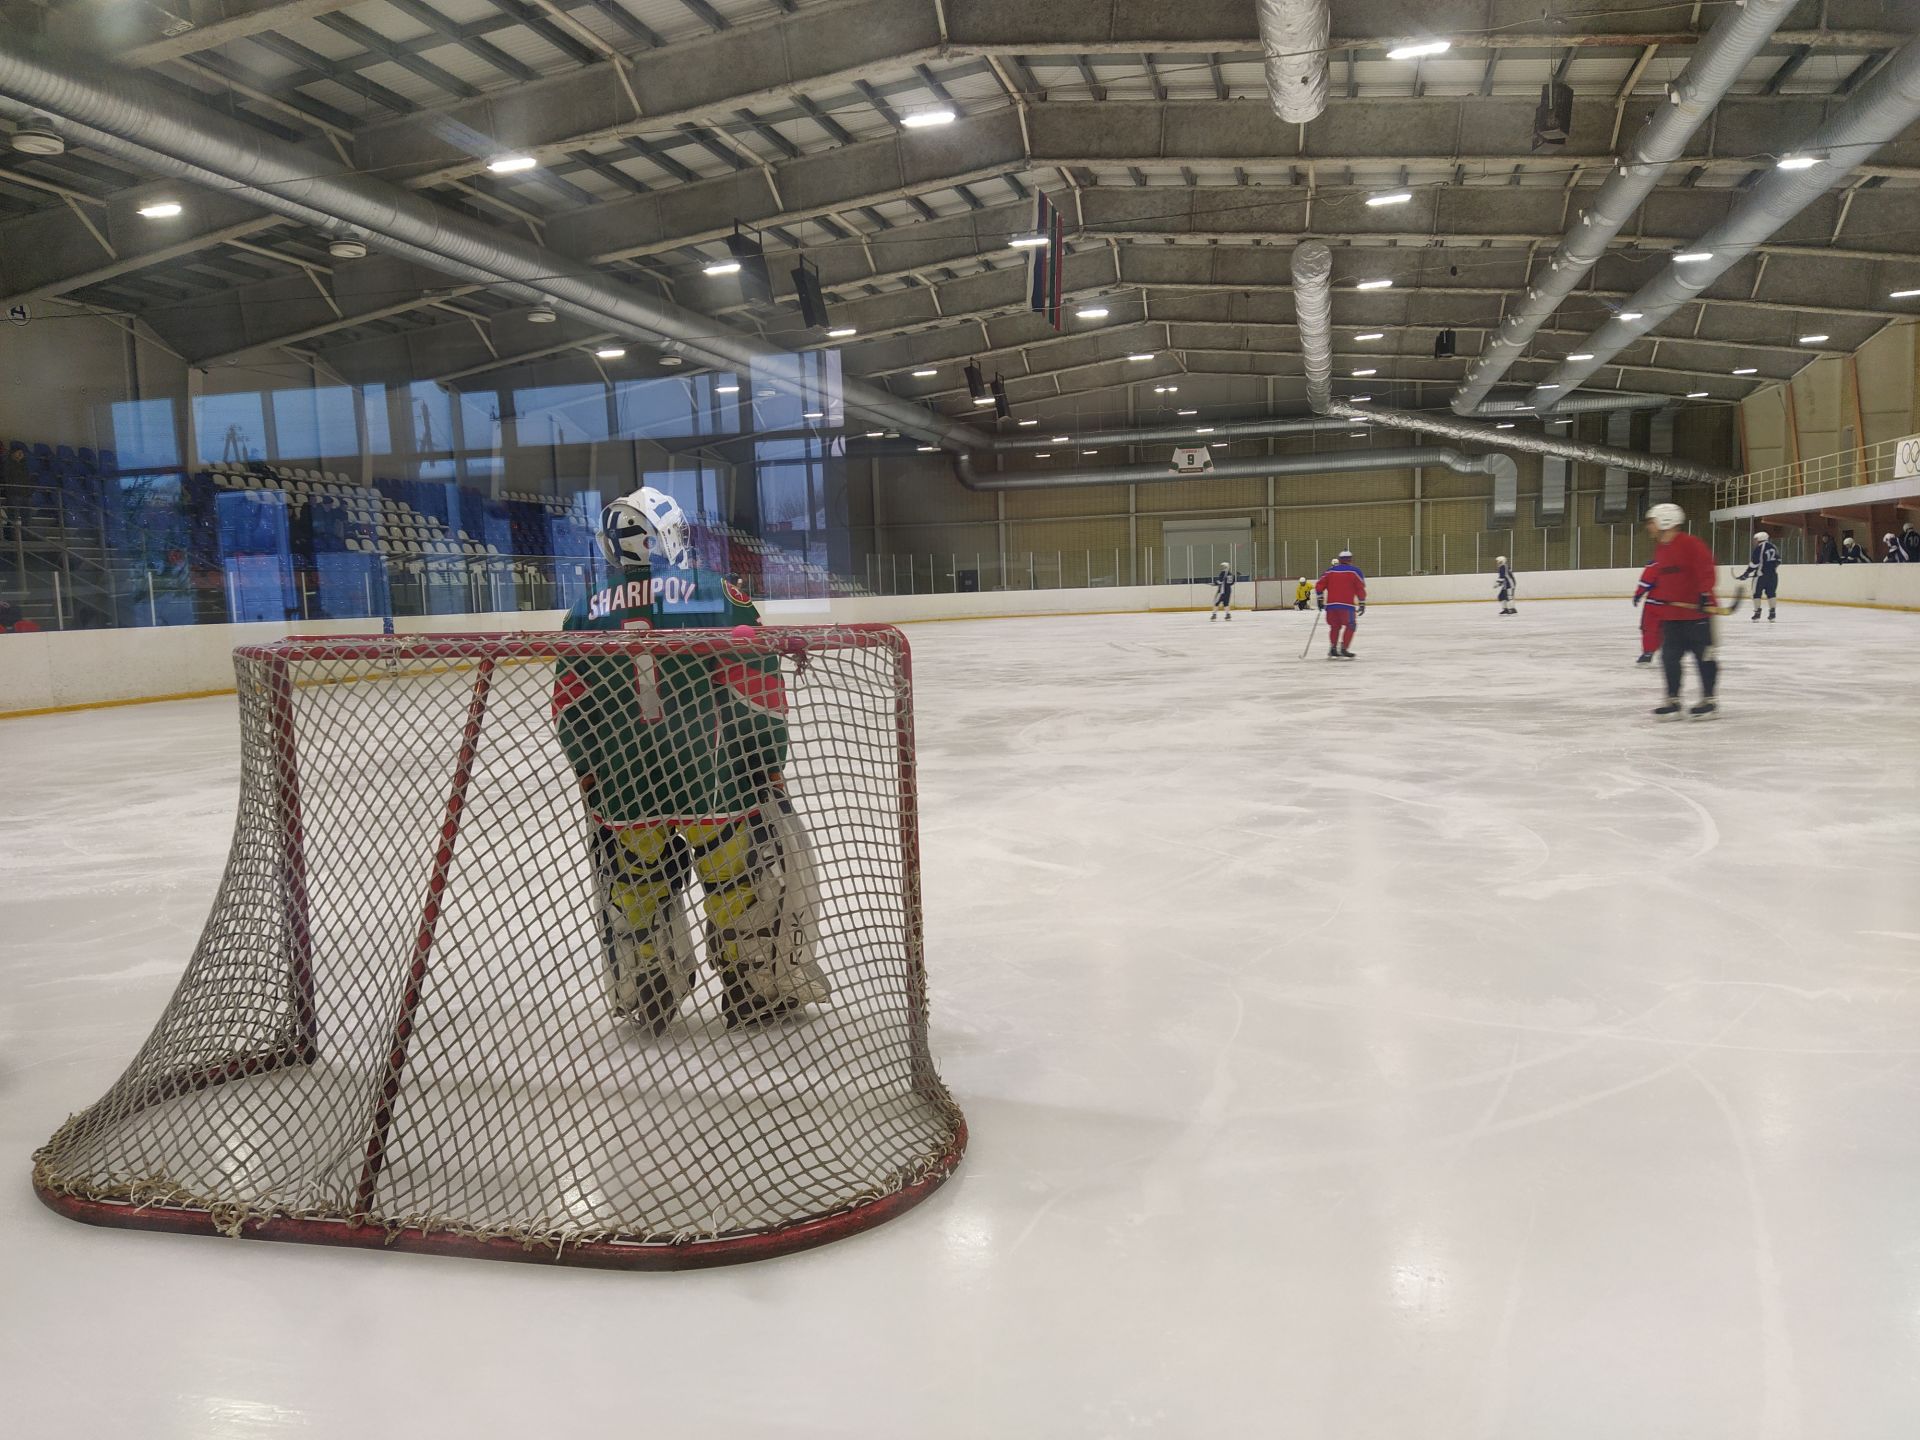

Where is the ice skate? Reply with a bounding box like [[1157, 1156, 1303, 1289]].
[[1338, 648, 1356, 660], [1652, 699, 1683, 718], [1689, 698, 1718, 720], [1636, 653, 1653, 665]]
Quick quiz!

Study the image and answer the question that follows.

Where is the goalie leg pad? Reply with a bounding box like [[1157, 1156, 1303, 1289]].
[[685, 804, 831, 1029], [597, 826, 697, 1034]]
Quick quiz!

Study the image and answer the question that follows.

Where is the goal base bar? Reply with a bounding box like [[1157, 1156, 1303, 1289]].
[[34, 1121, 965, 1271]]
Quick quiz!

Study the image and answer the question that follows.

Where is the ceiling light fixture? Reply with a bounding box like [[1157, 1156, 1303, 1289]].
[[487, 154, 537, 174], [803, 410, 825, 419], [1034, 452, 1051, 458], [1891, 288, 1920, 300], [703, 259, 743, 276], [1195, 427, 1214, 434], [1008, 231, 1050, 249], [1348, 431, 1367, 438], [1495, 422, 1515, 429], [526, 304, 557, 324], [911, 368, 938, 377], [1386, 39, 1451, 60], [1566, 353, 1594, 361], [1732, 367, 1758, 375], [917, 445, 936, 452], [1686, 391, 1709, 398], [137, 200, 182, 219], [826, 326, 857, 338], [715, 383, 741, 393], [10, 114, 63, 156], [1076, 306, 1110, 319], [593, 346, 626, 360], [1537, 383, 1561, 389], [1617, 311, 1644, 321], [1797, 334, 1828, 344], [1673, 251, 1714, 263], [864, 431, 884, 438], [1126, 352, 1156, 361], [1356, 278, 1394, 291], [1354, 332, 1385, 341], [1366, 191, 1414, 207], [657, 354, 682, 366], [901, 107, 957, 129], [1051, 435, 1070, 442], [1776, 154, 1821, 170], [1176, 408, 1198, 416], [1352, 368, 1377, 377], [1350, 395, 1373, 403], [1018, 418, 1039, 426]]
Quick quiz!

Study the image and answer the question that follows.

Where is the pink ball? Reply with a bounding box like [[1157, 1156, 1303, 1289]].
[[731, 624, 756, 641]]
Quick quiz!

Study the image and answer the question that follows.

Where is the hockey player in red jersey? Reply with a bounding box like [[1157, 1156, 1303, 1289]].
[[1641, 502, 1720, 718], [1631, 559, 1665, 664], [1313, 550, 1368, 660]]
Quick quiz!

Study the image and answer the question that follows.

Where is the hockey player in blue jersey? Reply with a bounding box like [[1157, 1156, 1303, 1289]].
[[1210, 562, 1234, 621], [1735, 529, 1781, 621], [1494, 556, 1517, 615]]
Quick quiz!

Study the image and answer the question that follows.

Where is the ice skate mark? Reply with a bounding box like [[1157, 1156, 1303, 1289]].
[[1635, 774, 1720, 864], [1860, 931, 1920, 943], [1473, 1190, 1539, 1440], [1692, 1064, 1802, 1440]]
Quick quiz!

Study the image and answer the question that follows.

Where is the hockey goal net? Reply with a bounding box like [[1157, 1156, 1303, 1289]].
[[34, 627, 965, 1268], [1252, 577, 1308, 610]]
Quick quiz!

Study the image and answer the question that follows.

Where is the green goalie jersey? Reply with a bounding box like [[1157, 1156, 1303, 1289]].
[[554, 567, 789, 825]]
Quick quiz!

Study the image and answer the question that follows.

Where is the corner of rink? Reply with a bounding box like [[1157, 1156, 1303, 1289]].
[[2, 566, 1915, 719]]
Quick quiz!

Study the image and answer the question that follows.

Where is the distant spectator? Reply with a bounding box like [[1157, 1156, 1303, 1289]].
[[1836, 531, 1872, 564], [1816, 533, 1839, 565], [1886, 532, 1910, 563], [0, 600, 40, 634], [1902, 522, 1920, 564]]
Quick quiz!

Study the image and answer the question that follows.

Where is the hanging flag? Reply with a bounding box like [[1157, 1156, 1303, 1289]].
[[1027, 192, 1065, 330]]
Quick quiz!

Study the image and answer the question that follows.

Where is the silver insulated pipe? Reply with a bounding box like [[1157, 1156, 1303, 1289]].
[[1291, 241, 1335, 414], [0, 35, 991, 451], [1324, 402, 1732, 484], [1450, 0, 1797, 415], [1527, 29, 1920, 410], [1259, 0, 1329, 124], [952, 445, 1517, 493]]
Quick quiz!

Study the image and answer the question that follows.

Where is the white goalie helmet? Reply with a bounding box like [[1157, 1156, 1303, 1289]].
[[599, 485, 693, 570], [1646, 502, 1686, 531], [1219, 561, 1232, 571], [1496, 555, 1507, 565], [1754, 530, 1769, 543]]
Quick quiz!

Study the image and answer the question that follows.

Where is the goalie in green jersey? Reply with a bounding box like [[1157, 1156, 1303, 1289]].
[[553, 485, 829, 1034]]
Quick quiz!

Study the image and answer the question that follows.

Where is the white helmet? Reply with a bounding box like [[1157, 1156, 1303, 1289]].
[[1646, 502, 1686, 530], [599, 485, 692, 570], [1337, 549, 1353, 560], [1220, 561, 1231, 571], [1753, 530, 1769, 543], [1495, 555, 1507, 565], [1887, 532, 1898, 543]]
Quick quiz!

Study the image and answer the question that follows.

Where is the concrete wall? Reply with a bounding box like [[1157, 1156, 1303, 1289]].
[[7, 564, 1914, 717]]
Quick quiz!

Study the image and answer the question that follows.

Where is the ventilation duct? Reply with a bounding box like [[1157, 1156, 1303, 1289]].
[[1321, 402, 1732, 485], [952, 445, 1516, 495], [1258, 0, 1328, 124], [1527, 29, 1920, 409], [986, 415, 1353, 452], [1539, 422, 1570, 524], [0, 36, 989, 451], [1451, 0, 1797, 414], [1469, 391, 1674, 417], [1291, 240, 1334, 413]]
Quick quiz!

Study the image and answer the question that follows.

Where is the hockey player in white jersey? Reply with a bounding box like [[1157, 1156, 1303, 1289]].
[[1210, 562, 1234, 621], [1493, 557, 1517, 616], [1735, 530, 1781, 620]]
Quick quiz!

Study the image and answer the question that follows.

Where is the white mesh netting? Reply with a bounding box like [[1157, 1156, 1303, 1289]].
[[33, 627, 965, 1268]]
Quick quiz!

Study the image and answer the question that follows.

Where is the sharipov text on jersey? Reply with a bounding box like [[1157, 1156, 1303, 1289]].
[[585, 574, 703, 622]]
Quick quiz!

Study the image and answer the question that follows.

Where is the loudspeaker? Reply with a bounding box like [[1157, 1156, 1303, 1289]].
[[965, 361, 988, 404], [1534, 82, 1573, 148], [1433, 328, 1457, 359], [791, 259, 830, 329], [726, 229, 774, 307], [991, 375, 1012, 421]]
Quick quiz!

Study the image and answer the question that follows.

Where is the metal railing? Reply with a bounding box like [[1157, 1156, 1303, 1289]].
[[1714, 436, 1909, 512]]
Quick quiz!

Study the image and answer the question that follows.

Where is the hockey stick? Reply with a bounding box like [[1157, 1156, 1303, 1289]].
[[1299, 605, 1323, 659]]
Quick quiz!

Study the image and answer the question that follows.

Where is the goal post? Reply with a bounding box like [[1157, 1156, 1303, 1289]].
[[1253, 577, 1306, 610], [34, 627, 966, 1269]]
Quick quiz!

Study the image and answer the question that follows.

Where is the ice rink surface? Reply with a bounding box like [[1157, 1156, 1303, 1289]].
[[3, 597, 1918, 1439]]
